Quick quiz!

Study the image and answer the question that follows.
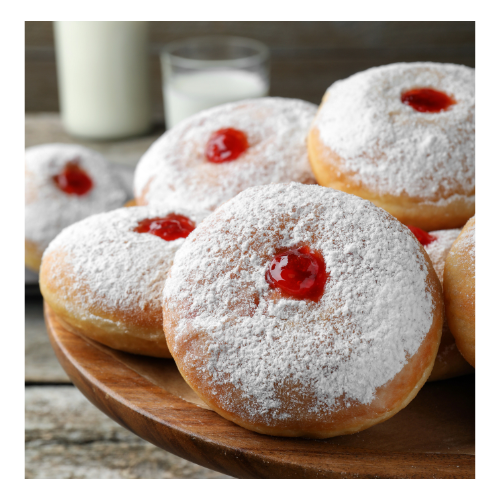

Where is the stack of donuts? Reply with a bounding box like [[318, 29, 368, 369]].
[[32, 61, 475, 439]]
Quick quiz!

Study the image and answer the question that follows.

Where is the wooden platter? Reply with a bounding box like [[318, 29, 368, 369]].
[[44, 303, 475, 479]]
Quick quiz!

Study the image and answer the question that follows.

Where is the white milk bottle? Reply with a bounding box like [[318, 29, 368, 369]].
[[54, 21, 151, 139]]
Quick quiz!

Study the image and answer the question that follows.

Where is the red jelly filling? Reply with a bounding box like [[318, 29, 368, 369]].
[[401, 88, 456, 113], [407, 225, 437, 246], [53, 161, 93, 196], [205, 128, 249, 163], [265, 246, 328, 301], [134, 214, 195, 242]]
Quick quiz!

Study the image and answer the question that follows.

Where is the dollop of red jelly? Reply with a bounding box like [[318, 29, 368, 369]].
[[53, 161, 93, 196], [401, 88, 456, 113], [265, 246, 328, 301], [134, 214, 195, 242], [407, 225, 437, 246], [205, 128, 249, 163]]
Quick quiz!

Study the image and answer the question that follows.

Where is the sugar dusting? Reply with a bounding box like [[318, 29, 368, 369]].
[[449, 216, 475, 276], [164, 183, 435, 423], [43, 205, 208, 317], [25, 144, 128, 251], [313, 62, 475, 204], [134, 97, 317, 211], [426, 229, 461, 282], [425, 228, 465, 371]]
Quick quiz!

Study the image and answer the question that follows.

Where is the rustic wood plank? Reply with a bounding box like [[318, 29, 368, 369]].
[[25, 57, 59, 113], [25, 21, 54, 47], [25, 297, 69, 383], [26, 386, 230, 479], [26, 21, 475, 50], [25, 21, 474, 118], [147, 21, 476, 53], [45, 303, 475, 479]]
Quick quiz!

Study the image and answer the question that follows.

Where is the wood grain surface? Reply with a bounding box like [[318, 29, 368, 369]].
[[26, 386, 229, 479], [25, 21, 475, 121], [25, 296, 230, 478], [25, 297, 69, 382], [45, 303, 475, 479]]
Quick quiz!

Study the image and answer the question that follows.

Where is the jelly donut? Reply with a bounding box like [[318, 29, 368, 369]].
[[407, 226, 474, 381], [40, 205, 207, 358], [134, 97, 317, 212], [25, 144, 128, 272], [443, 216, 475, 367], [163, 183, 443, 438], [308, 62, 475, 231]]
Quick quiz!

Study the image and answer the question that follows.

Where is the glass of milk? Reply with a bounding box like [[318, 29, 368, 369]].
[[161, 36, 270, 128]]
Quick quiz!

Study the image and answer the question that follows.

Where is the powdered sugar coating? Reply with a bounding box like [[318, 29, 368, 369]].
[[449, 216, 475, 276], [424, 227, 471, 380], [134, 97, 317, 211], [44, 204, 208, 318], [426, 229, 461, 282], [26, 144, 128, 251], [313, 62, 475, 204], [164, 183, 436, 423]]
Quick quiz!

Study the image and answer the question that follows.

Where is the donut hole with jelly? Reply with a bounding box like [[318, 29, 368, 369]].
[[53, 161, 93, 196], [205, 128, 249, 163], [265, 246, 328, 301], [134, 214, 196, 241], [401, 88, 456, 113]]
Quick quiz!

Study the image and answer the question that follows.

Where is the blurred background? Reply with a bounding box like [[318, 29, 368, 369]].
[[26, 21, 475, 124], [25, 21, 475, 479]]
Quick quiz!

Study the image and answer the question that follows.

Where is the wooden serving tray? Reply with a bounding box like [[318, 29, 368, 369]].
[[44, 303, 475, 479]]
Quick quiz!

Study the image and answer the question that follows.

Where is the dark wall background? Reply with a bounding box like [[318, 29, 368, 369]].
[[25, 21, 475, 123]]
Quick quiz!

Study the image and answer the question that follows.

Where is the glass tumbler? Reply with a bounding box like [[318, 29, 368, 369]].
[[160, 36, 270, 129]]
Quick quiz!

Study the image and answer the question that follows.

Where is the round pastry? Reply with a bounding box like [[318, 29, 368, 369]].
[[308, 62, 475, 231], [40, 204, 207, 358], [25, 144, 128, 272], [443, 216, 475, 367], [407, 226, 474, 381], [134, 97, 317, 212], [163, 183, 443, 438]]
